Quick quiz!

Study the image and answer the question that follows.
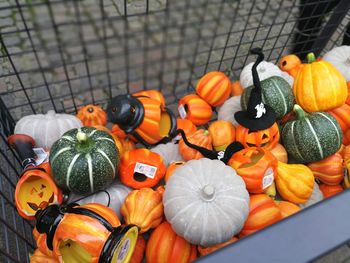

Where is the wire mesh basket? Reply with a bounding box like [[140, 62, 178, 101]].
[[0, 0, 349, 262]]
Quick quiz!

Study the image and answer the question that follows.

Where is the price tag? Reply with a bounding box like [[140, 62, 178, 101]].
[[33, 148, 49, 166], [134, 162, 157, 179], [178, 104, 187, 119], [262, 168, 274, 189]]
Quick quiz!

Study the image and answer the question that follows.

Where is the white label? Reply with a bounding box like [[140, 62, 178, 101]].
[[33, 148, 48, 165], [178, 104, 187, 119], [262, 168, 274, 189], [134, 162, 157, 179], [116, 238, 131, 263]]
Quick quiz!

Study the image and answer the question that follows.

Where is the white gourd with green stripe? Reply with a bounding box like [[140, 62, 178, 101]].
[[50, 127, 119, 195]]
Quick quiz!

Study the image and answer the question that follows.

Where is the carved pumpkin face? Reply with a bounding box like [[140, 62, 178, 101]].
[[235, 123, 280, 150]]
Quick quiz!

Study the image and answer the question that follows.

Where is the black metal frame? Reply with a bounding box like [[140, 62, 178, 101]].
[[0, 0, 349, 262]]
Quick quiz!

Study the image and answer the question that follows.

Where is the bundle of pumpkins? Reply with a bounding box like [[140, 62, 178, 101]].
[[14, 46, 350, 263]]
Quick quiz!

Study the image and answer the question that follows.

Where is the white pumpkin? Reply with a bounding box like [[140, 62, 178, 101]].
[[299, 183, 323, 209], [240, 61, 293, 88], [68, 181, 131, 219], [163, 158, 249, 247], [151, 142, 183, 167], [323, 45, 350, 81], [217, 96, 241, 126], [14, 110, 82, 149]]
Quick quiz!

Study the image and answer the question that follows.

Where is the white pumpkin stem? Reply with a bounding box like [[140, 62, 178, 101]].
[[76, 131, 88, 143], [201, 185, 215, 200]]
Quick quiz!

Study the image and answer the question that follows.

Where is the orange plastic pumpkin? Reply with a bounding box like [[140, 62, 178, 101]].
[[208, 120, 236, 151], [30, 249, 59, 263], [197, 237, 238, 256], [176, 118, 197, 138], [319, 184, 344, 199], [239, 194, 282, 237], [119, 149, 166, 189], [77, 104, 107, 126], [329, 103, 350, 145], [275, 201, 300, 218], [235, 123, 280, 150], [228, 147, 278, 193], [165, 161, 186, 182], [231, 81, 243, 96], [178, 129, 213, 161], [121, 188, 163, 233], [293, 53, 348, 112], [130, 236, 146, 263], [146, 221, 197, 263], [133, 89, 166, 110], [308, 153, 344, 185], [196, 71, 231, 107], [270, 143, 288, 163], [178, 94, 213, 125], [111, 124, 128, 139], [279, 54, 302, 78]]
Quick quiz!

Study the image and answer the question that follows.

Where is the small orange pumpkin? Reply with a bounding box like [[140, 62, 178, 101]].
[[176, 118, 197, 138], [77, 104, 107, 126], [279, 54, 302, 78], [130, 236, 146, 263], [146, 221, 197, 263], [133, 89, 166, 110], [235, 123, 280, 150], [119, 149, 166, 189], [121, 188, 163, 233], [231, 81, 244, 96], [329, 103, 350, 145], [178, 129, 213, 161], [239, 194, 282, 237], [228, 147, 278, 194], [165, 161, 186, 182], [196, 71, 231, 107], [208, 120, 236, 151], [197, 237, 238, 256], [270, 143, 288, 163], [178, 94, 213, 125], [308, 153, 344, 185], [275, 201, 300, 218], [319, 184, 344, 199]]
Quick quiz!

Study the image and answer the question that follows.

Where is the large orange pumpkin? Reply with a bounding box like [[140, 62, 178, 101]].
[[279, 54, 302, 78], [196, 71, 231, 107], [329, 103, 350, 145], [228, 147, 278, 193], [178, 94, 213, 125], [231, 81, 243, 96], [239, 194, 282, 237], [275, 201, 300, 218], [133, 89, 166, 110], [293, 53, 348, 112], [77, 104, 107, 126], [270, 143, 288, 163], [146, 221, 197, 263], [319, 184, 344, 199], [208, 120, 236, 151], [308, 153, 344, 185], [130, 236, 146, 263], [178, 129, 213, 161], [235, 123, 280, 150], [197, 237, 238, 256]]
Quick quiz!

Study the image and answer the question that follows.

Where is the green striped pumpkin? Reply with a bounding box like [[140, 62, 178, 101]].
[[241, 76, 294, 119], [50, 127, 119, 195], [281, 105, 342, 164]]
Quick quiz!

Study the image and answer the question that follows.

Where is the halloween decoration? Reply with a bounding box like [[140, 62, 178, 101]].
[[323, 45, 350, 81], [50, 127, 119, 195], [178, 129, 213, 161], [7, 134, 62, 220], [119, 149, 166, 189], [178, 94, 213, 125], [279, 54, 302, 78], [121, 188, 163, 233], [34, 203, 138, 262], [151, 142, 183, 167], [197, 237, 238, 256], [133, 89, 166, 109], [299, 183, 324, 209], [217, 96, 241, 126], [164, 159, 249, 247], [77, 104, 107, 126], [293, 52, 348, 112], [281, 104, 342, 163], [208, 120, 236, 151], [228, 147, 278, 193], [165, 161, 186, 182], [14, 110, 82, 150], [107, 95, 177, 146]]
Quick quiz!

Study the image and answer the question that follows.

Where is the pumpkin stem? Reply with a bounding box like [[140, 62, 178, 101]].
[[76, 131, 88, 143], [201, 185, 215, 201], [293, 104, 307, 120], [306, 53, 316, 63]]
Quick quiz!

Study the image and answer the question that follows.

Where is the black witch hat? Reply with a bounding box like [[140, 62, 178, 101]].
[[234, 48, 276, 131]]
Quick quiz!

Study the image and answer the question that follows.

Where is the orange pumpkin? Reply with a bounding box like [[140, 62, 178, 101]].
[[228, 147, 278, 193], [111, 124, 127, 139], [119, 149, 166, 189], [197, 237, 238, 256], [176, 118, 197, 138], [231, 81, 243, 96], [30, 249, 59, 263], [146, 221, 197, 263], [77, 104, 107, 126], [270, 143, 288, 163], [329, 103, 350, 145], [319, 184, 344, 199], [235, 123, 280, 150], [133, 89, 166, 110], [208, 120, 236, 151], [120, 138, 136, 153], [275, 201, 300, 218], [279, 54, 302, 78], [121, 188, 163, 233], [178, 94, 213, 125], [130, 236, 146, 263], [308, 153, 344, 185], [165, 161, 186, 182], [293, 53, 348, 112], [178, 129, 213, 161], [196, 71, 231, 107], [239, 194, 282, 237]]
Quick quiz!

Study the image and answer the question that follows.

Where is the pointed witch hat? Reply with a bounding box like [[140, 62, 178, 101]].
[[234, 48, 276, 131]]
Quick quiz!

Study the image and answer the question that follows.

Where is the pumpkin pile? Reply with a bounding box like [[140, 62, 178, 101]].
[[8, 46, 350, 263]]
